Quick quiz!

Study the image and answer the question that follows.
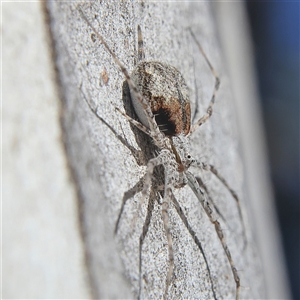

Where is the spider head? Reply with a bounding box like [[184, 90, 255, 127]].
[[183, 153, 195, 170]]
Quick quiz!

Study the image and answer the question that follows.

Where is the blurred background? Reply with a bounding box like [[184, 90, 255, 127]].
[[246, 2, 299, 299]]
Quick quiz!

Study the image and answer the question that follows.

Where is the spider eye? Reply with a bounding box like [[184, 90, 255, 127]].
[[187, 155, 191, 159]]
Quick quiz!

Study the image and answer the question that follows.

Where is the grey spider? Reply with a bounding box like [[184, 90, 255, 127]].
[[79, 7, 245, 300]]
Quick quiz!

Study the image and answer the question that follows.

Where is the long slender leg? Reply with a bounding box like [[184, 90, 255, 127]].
[[189, 29, 220, 135], [115, 106, 152, 136], [139, 155, 175, 300], [138, 191, 155, 300], [191, 55, 200, 122], [195, 176, 227, 226], [138, 150, 173, 299], [161, 187, 174, 300], [139, 182, 174, 300], [170, 192, 217, 300], [199, 162, 247, 247], [137, 25, 145, 62], [115, 178, 144, 234], [78, 7, 161, 138], [80, 86, 144, 165], [186, 171, 240, 300]]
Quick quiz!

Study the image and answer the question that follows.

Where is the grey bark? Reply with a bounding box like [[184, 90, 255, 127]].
[[3, 0, 290, 299], [47, 1, 264, 299]]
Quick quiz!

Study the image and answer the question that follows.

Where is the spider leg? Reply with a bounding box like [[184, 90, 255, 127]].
[[80, 84, 144, 165], [138, 150, 174, 299], [170, 191, 217, 300], [115, 177, 144, 234], [191, 54, 200, 122], [195, 176, 227, 227], [138, 191, 155, 300], [142, 150, 177, 299], [200, 162, 247, 248], [137, 25, 145, 62], [115, 106, 152, 136], [162, 187, 174, 300], [189, 29, 220, 134], [78, 7, 162, 138], [186, 171, 240, 300]]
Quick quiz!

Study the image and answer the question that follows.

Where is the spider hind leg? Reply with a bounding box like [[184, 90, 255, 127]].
[[186, 171, 241, 300]]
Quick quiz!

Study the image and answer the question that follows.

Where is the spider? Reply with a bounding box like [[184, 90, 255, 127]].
[[79, 7, 245, 300]]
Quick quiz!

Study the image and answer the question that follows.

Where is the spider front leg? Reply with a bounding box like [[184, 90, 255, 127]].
[[115, 106, 151, 137], [186, 171, 241, 300]]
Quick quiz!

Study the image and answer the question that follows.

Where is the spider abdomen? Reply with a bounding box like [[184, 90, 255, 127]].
[[130, 61, 191, 136]]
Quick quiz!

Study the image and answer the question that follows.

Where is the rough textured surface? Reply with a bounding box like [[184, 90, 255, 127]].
[[3, 0, 291, 298], [46, 1, 266, 299], [2, 2, 91, 298]]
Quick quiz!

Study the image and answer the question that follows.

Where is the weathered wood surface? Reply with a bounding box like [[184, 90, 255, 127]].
[[47, 2, 264, 299], [3, 1, 290, 299]]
